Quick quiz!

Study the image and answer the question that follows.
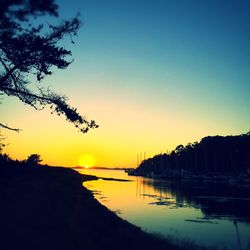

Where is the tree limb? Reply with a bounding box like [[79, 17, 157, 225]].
[[0, 122, 20, 132]]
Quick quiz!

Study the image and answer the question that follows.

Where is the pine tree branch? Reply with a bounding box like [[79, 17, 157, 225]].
[[0, 123, 20, 132]]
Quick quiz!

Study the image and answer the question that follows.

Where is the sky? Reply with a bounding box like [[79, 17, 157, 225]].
[[1, 0, 250, 168]]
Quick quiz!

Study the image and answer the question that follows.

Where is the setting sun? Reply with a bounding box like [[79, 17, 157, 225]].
[[78, 154, 95, 168]]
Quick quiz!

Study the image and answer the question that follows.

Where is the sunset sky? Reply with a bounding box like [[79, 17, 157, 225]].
[[1, 0, 250, 168]]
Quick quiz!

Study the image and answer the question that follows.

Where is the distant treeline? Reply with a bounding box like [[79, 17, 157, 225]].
[[136, 132, 250, 176], [0, 153, 45, 180]]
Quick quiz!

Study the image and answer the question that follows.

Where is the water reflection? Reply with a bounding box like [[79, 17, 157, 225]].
[[141, 178, 250, 222], [81, 169, 250, 250]]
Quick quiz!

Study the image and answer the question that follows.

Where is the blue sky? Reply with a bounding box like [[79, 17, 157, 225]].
[[2, 0, 250, 167], [57, 0, 250, 131]]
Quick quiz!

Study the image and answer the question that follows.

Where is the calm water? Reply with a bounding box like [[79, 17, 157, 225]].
[[80, 169, 250, 250]]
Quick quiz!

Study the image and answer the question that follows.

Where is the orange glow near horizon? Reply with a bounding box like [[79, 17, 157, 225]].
[[1, 95, 249, 168], [78, 154, 95, 168]]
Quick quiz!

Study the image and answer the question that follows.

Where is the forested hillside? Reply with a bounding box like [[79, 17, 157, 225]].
[[135, 132, 250, 178]]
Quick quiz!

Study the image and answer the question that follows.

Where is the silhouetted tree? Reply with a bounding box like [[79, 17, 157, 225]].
[[0, 131, 5, 153], [0, 0, 98, 133], [26, 153, 42, 166]]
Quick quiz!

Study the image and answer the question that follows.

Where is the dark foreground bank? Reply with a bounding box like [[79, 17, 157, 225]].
[[0, 165, 202, 250]]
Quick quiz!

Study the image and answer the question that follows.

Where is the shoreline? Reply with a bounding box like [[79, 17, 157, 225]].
[[0, 165, 187, 250]]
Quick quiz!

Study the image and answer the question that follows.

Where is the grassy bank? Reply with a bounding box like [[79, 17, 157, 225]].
[[0, 165, 198, 250]]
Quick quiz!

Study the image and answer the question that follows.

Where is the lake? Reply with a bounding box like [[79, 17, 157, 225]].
[[80, 169, 250, 250]]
